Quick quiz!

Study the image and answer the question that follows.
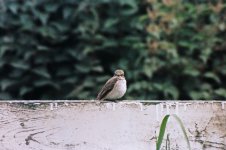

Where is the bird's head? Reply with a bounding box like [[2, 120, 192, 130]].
[[114, 69, 125, 78]]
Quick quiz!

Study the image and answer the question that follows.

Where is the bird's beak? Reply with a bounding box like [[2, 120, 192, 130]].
[[119, 75, 124, 79]]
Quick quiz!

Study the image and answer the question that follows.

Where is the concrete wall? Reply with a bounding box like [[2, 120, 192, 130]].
[[0, 101, 225, 150]]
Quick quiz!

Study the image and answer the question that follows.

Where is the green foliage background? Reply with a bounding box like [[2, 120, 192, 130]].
[[0, 0, 226, 100]]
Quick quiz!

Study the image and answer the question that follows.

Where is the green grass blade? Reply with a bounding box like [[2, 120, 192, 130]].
[[156, 114, 191, 150], [156, 115, 170, 150], [171, 114, 191, 150]]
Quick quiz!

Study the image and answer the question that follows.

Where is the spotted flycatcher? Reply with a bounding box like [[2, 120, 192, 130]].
[[96, 69, 127, 100]]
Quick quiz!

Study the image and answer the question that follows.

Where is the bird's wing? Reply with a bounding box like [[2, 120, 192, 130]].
[[96, 77, 118, 100]]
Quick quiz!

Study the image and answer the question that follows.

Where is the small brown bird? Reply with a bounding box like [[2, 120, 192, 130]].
[[96, 69, 127, 101]]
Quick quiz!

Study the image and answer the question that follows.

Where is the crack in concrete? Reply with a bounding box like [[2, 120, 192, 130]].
[[25, 131, 45, 145]]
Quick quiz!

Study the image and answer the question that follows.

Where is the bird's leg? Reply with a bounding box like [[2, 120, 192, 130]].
[[104, 99, 118, 103]]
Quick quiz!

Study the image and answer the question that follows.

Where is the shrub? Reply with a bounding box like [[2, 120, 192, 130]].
[[0, 0, 146, 99], [143, 0, 226, 99]]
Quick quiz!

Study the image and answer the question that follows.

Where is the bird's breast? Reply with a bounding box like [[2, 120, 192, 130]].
[[106, 79, 127, 99]]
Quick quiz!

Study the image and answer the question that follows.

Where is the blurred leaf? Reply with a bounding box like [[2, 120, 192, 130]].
[[119, 0, 138, 15], [96, 75, 110, 83], [8, 3, 19, 14], [164, 86, 179, 99], [153, 83, 164, 91], [10, 61, 29, 70], [67, 84, 84, 98], [143, 65, 153, 78], [1, 79, 15, 91], [63, 77, 77, 84], [214, 89, 226, 97], [32, 9, 49, 25], [44, 3, 59, 12], [24, 51, 34, 60], [0, 46, 10, 57], [78, 91, 90, 99], [183, 67, 200, 77], [104, 18, 119, 29], [32, 67, 51, 79], [200, 48, 212, 63], [75, 65, 90, 73], [37, 45, 49, 51], [91, 66, 103, 72], [34, 80, 60, 90], [204, 72, 220, 83], [63, 6, 74, 19], [83, 79, 95, 88], [19, 86, 32, 96], [52, 22, 69, 32], [189, 91, 202, 99], [189, 91, 210, 100]]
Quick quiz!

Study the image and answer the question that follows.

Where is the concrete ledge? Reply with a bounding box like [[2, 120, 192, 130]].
[[0, 100, 226, 150]]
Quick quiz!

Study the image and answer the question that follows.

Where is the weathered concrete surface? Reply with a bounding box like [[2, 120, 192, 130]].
[[0, 101, 225, 150]]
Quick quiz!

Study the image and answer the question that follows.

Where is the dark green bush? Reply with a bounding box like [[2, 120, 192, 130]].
[[0, 0, 225, 100], [0, 0, 146, 99]]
